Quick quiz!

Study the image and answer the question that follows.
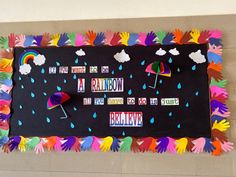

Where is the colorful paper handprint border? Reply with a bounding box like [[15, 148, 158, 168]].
[[0, 29, 233, 155]]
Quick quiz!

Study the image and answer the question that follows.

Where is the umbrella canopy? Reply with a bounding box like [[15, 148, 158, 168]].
[[47, 92, 70, 110], [145, 61, 171, 77], [145, 61, 171, 89]]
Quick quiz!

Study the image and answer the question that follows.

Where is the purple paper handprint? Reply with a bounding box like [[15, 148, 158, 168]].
[[0, 113, 10, 121], [58, 33, 69, 47], [204, 138, 216, 153], [94, 32, 105, 46], [145, 31, 156, 46], [9, 136, 21, 151], [33, 35, 43, 46], [162, 33, 174, 45], [211, 100, 228, 114], [62, 136, 76, 151], [156, 137, 169, 153], [211, 115, 224, 123], [110, 137, 120, 152]]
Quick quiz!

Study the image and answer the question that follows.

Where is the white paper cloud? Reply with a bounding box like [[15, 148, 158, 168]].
[[76, 49, 86, 56], [33, 54, 46, 66], [19, 64, 32, 75], [169, 48, 180, 56], [114, 49, 131, 63], [189, 50, 206, 64], [155, 48, 166, 56]]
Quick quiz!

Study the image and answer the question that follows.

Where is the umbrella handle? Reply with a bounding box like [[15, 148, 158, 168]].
[[149, 73, 158, 89], [59, 104, 68, 119]]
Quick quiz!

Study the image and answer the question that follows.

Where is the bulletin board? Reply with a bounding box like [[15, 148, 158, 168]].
[[0, 30, 232, 155]]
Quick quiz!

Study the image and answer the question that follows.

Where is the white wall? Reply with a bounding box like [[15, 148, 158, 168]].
[[0, 0, 235, 22]]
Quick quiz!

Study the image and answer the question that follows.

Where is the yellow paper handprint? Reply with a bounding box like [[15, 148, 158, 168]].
[[100, 136, 113, 152], [50, 34, 60, 46], [190, 29, 200, 44], [176, 138, 188, 155], [119, 32, 130, 46], [0, 58, 13, 68], [212, 119, 230, 132], [18, 136, 28, 152]]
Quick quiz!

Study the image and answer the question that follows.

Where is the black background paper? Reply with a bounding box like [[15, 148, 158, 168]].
[[10, 44, 211, 138]]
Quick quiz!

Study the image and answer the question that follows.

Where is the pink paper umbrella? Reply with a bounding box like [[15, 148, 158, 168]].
[[47, 92, 70, 119]]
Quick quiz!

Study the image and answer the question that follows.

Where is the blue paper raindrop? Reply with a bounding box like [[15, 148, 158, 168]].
[[31, 92, 35, 98], [73, 74, 77, 80], [195, 91, 199, 96], [122, 131, 126, 136], [75, 58, 79, 64], [41, 68, 45, 74], [43, 92, 47, 96], [118, 64, 123, 71], [84, 61, 87, 66], [30, 77, 35, 83], [56, 86, 62, 91], [18, 76, 22, 81], [104, 94, 107, 98], [32, 109, 35, 115], [147, 72, 151, 77], [177, 67, 181, 72], [142, 83, 147, 90], [129, 74, 133, 79], [46, 117, 51, 123], [88, 127, 92, 132], [168, 58, 173, 63], [63, 79, 67, 84], [111, 70, 115, 75], [128, 89, 132, 95], [168, 112, 172, 117], [150, 117, 154, 124], [19, 105, 22, 109], [93, 112, 97, 119], [156, 90, 159, 95], [159, 79, 163, 84], [70, 122, 75, 129], [18, 120, 22, 126], [43, 79, 47, 84], [177, 83, 181, 89], [177, 123, 181, 129], [185, 102, 189, 107], [140, 60, 145, 66], [73, 107, 77, 111], [56, 61, 60, 66], [21, 84, 24, 89], [192, 65, 196, 71]]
